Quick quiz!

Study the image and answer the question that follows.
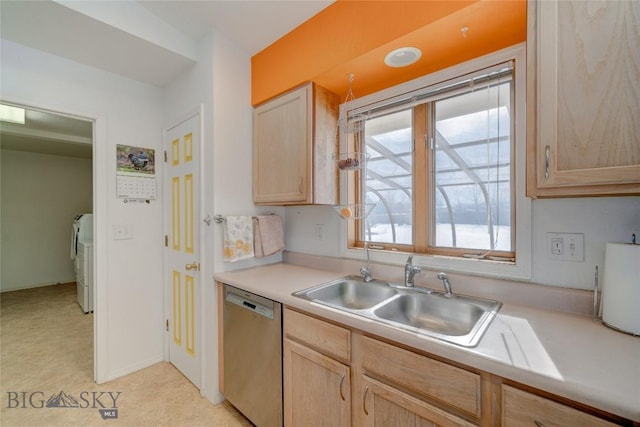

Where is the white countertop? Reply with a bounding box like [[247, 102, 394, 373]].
[[214, 263, 640, 422]]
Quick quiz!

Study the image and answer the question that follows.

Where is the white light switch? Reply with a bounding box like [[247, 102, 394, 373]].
[[113, 224, 133, 240]]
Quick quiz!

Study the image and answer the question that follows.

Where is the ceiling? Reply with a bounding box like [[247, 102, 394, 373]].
[[0, 107, 94, 159], [138, 0, 334, 57], [251, 0, 527, 105], [0, 0, 334, 87], [0, 0, 334, 158], [0, 1, 525, 158]]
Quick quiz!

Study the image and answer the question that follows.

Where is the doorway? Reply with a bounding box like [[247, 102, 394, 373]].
[[0, 102, 96, 379]]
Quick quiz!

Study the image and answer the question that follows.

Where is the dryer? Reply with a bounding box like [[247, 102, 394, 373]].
[[76, 241, 94, 313], [71, 213, 93, 262], [70, 213, 94, 313]]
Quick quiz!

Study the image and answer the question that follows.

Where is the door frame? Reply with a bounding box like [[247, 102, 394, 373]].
[[162, 104, 205, 389], [1, 96, 106, 383]]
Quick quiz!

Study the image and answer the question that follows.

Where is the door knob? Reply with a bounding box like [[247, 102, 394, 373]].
[[185, 262, 200, 271]]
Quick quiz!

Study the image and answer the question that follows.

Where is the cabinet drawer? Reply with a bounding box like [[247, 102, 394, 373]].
[[502, 385, 618, 427], [284, 308, 350, 363], [362, 375, 477, 427], [361, 336, 481, 418]]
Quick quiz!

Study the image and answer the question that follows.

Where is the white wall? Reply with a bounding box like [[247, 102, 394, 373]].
[[163, 30, 284, 404], [285, 196, 640, 291], [1, 149, 92, 291], [530, 197, 640, 288], [1, 39, 165, 382]]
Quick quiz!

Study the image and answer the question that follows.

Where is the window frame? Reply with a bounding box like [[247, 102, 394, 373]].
[[338, 44, 531, 280]]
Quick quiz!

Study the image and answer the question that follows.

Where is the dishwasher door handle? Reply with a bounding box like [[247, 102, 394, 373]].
[[243, 301, 257, 310]]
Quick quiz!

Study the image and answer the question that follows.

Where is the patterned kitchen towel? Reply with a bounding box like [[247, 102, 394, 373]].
[[254, 214, 285, 257], [223, 216, 254, 262]]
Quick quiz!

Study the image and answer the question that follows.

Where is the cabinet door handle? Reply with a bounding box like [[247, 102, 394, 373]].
[[339, 374, 346, 401], [362, 386, 369, 415], [298, 176, 303, 193], [544, 145, 550, 180], [534, 420, 546, 427]]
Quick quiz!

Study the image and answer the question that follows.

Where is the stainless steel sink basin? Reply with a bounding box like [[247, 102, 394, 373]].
[[373, 293, 502, 346], [293, 276, 397, 310], [293, 275, 502, 347]]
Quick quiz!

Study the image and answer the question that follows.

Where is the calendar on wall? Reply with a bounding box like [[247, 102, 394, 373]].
[[116, 144, 157, 200]]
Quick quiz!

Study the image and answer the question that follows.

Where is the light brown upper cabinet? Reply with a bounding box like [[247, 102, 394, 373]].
[[527, 0, 640, 197], [253, 82, 339, 205]]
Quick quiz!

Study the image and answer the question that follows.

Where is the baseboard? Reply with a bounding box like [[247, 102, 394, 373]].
[[101, 355, 165, 385], [0, 281, 75, 293]]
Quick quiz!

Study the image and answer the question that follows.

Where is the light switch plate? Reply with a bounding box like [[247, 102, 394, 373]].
[[113, 224, 133, 240], [546, 232, 584, 261]]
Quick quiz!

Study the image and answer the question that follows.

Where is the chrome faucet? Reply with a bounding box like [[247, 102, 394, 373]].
[[437, 272, 453, 298], [360, 243, 373, 283], [404, 255, 421, 287]]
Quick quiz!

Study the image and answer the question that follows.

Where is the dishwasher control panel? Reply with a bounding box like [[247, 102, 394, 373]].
[[225, 286, 275, 319]]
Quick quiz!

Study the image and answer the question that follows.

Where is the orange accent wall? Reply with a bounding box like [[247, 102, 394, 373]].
[[251, 0, 526, 106]]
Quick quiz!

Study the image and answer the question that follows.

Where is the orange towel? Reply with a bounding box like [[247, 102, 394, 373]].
[[254, 215, 285, 257]]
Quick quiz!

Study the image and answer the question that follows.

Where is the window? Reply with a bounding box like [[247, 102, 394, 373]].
[[345, 61, 517, 262]]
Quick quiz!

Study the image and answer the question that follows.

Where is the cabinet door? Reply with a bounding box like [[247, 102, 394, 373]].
[[360, 376, 477, 427], [531, 0, 640, 196], [284, 338, 350, 427], [254, 84, 312, 204], [502, 385, 618, 427]]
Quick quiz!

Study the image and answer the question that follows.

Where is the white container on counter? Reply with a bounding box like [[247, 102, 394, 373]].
[[601, 242, 640, 336]]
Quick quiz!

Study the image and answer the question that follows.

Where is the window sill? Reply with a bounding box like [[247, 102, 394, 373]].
[[343, 247, 531, 282]]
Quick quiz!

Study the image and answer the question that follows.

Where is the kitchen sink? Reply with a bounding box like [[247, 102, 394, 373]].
[[293, 276, 397, 310], [293, 276, 502, 347], [373, 293, 502, 345]]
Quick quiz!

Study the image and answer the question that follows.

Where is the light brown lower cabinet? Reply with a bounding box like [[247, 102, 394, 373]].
[[282, 307, 632, 427], [360, 375, 477, 427], [283, 307, 352, 427], [501, 385, 619, 427], [358, 334, 481, 421], [283, 338, 351, 427]]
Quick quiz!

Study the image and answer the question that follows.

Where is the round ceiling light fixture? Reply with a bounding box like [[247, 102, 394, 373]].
[[384, 46, 422, 68]]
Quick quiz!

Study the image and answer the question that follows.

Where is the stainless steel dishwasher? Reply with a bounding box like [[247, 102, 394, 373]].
[[223, 284, 282, 427]]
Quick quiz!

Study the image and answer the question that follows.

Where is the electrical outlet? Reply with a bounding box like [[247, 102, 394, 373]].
[[546, 232, 584, 261], [551, 238, 563, 255], [315, 224, 325, 241]]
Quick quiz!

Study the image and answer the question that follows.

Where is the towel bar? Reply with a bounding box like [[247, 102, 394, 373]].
[[214, 214, 274, 224]]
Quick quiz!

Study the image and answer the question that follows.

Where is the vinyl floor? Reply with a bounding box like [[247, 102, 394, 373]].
[[0, 283, 253, 427]]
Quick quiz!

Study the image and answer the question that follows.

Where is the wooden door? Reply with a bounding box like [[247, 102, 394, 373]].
[[283, 338, 350, 427], [164, 113, 201, 388], [532, 0, 640, 195], [253, 84, 311, 204]]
